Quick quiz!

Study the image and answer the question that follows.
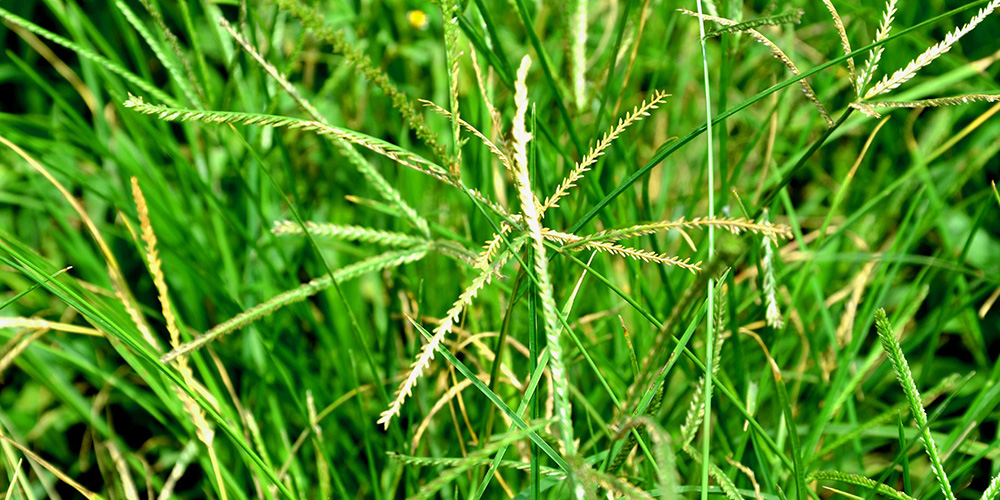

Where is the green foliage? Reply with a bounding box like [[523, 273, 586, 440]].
[[1, 1, 999, 499]]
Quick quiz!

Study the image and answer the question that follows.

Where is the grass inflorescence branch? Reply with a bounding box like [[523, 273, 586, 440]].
[[874, 308, 956, 500]]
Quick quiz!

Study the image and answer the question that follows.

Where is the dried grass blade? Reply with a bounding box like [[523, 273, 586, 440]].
[[0, 135, 160, 351], [0, 435, 105, 500]]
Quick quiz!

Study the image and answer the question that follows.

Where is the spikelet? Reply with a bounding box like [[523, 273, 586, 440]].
[[162, 247, 427, 363], [864, 0, 1000, 99], [541, 90, 670, 214], [473, 223, 514, 270], [761, 225, 784, 329], [854, 94, 1000, 109], [377, 241, 521, 428], [702, 9, 803, 39], [440, 0, 464, 178], [271, 220, 425, 247], [542, 228, 701, 272], [422, 99, 514, 174], [982, 474, 1000, 500], [819, 0, 856, 93], [811, 471, 916, 500], [875, 308, 956, 500], [856, 0, 898, 94], [678, 8, 833, 127], [388, 452, 565, 479], [576, 217, 793, 246], [132, 177, 228, 500], [509, 55, 576, 455], [132, 178, 183, 364]]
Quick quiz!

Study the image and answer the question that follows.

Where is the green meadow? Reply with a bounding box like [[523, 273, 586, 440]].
[[1, 0, 999, 498]]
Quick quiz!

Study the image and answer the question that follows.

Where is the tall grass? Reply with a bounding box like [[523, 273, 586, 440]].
[[1, 0, 999, 499]]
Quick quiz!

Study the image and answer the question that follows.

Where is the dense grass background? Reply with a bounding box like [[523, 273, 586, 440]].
[[1, 0, 999, 498]]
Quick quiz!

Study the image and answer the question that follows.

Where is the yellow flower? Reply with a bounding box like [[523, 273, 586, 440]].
[[407, 10, 428, 30]]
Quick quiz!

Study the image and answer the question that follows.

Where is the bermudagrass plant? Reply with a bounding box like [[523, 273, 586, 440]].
[[118, 9, 795, 497], [123, 38, 792, 439], [682, 0, 1000, 120], [6, 0, 998, 498]]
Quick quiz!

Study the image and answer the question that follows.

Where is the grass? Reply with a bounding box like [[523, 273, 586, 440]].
[[1, 0, 999, 499]]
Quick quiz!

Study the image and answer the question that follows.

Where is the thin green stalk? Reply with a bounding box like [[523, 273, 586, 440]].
[[115, 0, 201, 107], [695, 2, 716, 500], [0, 6, 177, 106]]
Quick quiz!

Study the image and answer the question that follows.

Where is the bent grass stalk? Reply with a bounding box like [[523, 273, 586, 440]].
[[679, 8, 833, 127], [161, 247, 428, 363], [123, 95, 451, 179], [122, 94, 514, 222], [116, 0, 201, 107], [272, 0, 456, 168], [0, 7, 177, 106]]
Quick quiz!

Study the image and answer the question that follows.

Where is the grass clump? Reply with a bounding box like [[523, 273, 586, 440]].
[[1, 1, 999, 499]]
